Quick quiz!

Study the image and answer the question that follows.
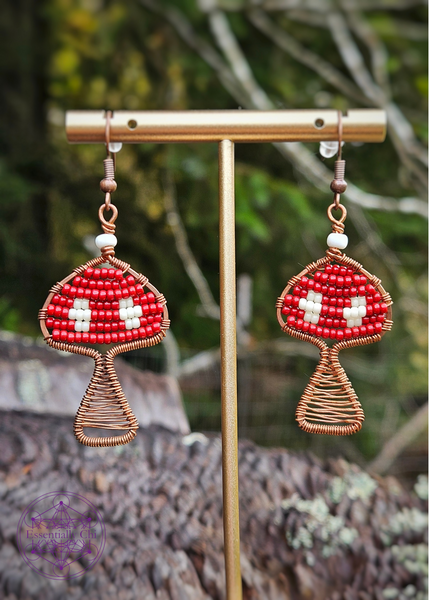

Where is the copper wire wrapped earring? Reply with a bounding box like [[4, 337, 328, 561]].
[[276, 113, 392, 436], [39, 113, 170, 447]]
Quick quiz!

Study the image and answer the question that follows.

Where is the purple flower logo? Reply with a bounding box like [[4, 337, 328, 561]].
[[17, 491, 106, 579]]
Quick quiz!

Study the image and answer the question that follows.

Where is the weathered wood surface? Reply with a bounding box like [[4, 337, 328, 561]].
[[0, 411, 427, 600], [0, 332, 189, 435]]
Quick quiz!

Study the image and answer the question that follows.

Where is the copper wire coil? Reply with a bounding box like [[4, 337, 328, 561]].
[[39, 253, 170, 447], [276, 250, 393, 436]]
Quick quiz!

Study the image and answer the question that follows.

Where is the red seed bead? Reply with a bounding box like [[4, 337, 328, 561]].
[[104, 302, 110, 310], [135, 284, 144, 295], [98, 310, 106, 321], [112, 281, 120, 290], [349, 287, 357, 297], [120, 279, 128, 289], [321, 305, 329, 316], [301, 276, 309, 287], [47, 304, 55, 316], [328, 274, 336, 285], [106, 290, 114, 302], [76, 288, 84, 298], [377, 315, 385, 322], [374, 322, 382, 333], [89, 333, 97, 344], [97, 334, 104, 344], [92, 310, 98, 320], [132, 329, 139, 340], [119, 321, 126, 330], [67, 320, 75, 331], [140, 317, 147, 326], [322, 297, 329, 305], [314, 271, 321, 281], [293, 286, 301, 296], [147, 292, 155, 303], [333, 319, 340, 328], [320, 273, 329, 284], [284, 294, 293, 306], [307, 279, 315, 290], [104, 333, 112, 344], [286, 316, 295, 326], [362, 317, 370, 325], [114, 289, 122, 300], [93, 269, 101, 280], [370, 316, 377, 323], [54, 306, 62, 318], [360, 275, 366, 286], [96, 280, 104, 290], [373, 292, 382, 303], [69, 287, 77, 298], [380, 302, 388, 314], [344, 328, 352, 339], [99, 290, 107, 302], [83, 289, 91, 300], [104, 280, 112, 290], [309, 324, 317, 335], [357, 285, 366, 296], [60, 331, 68, 342], [112, 310, 119, 321], [128, 286, 136, 297], [122, 288, 130, 298], [63, 284, 71, 295], [75, 332, 82, 343], [300, 290, 307, 300], [138, 327, 146, 338], [340, 319, 347, 328], [91, 289, 99, 300], [343, 288, 350, 297], [140, 294, 148, 305], [88, 280, 96, 290], [347, 268, 353, 276], [126, 275, 135, 285], [125, 331, 133, 341], [367, 325, 375, 335], [84, 267, 94, 278], [339, 267, 347, 276], [336, 308, 343, 318], [60, 321, 68, 330], [297, 310, 305, 319], [118, 332, 126, 342], [336, 330, 344, 341], [316, 326, 323, 336], [96, 323, 104, 332], [353, 274, 361, 285], [365, 305, 373, 317], [104, 323, 111, 332], [101, 268, 109, 279], [325, 265, 333, 274], [328, 307, 336, 317], [337, 276, 344, 287], [73, 276, 82, 286], [295, 319, 303, 330], [373, 303, 381, 315], [344, 298, 351, 308], [327, 287, 335, 296], [53, 320, 61, 328], [52, 294, 60, 305], [337, 298, 344, 307], [156, 302, 164, 312], [112, 301, 119, 310], [105, 310, 112, 321], [329, 298, 336, 306], [292, 296, 300, 308], [325, 318, 333, 327], [108, 268, 116, 279], [321, 285, 328, 294], [366, 296, 374, 305], [314, 283, 322, 293], [344, 276, 352, 287], [365, 284, 375, 295], [332, 265, 340, 275], [291, 309, 298, 316], [90, 323, 96, 332], [352, 327, 360, 338], [60, 297, 68, 306], [153, 322, 161, 333], [302, 322, 310, 332], [359, 326, 367, 336], [111, 322, 119, 332], [46, 317, 54, 328], [111, 333, 118, 343], [67, 332, 75, 343], [115, 270, 123, 280], [322, 327, 330, 338], [67, 299, 74, 307], [52, 330, 61, 341], [318, 317, 325, 326], [62, 307, 69, 319]]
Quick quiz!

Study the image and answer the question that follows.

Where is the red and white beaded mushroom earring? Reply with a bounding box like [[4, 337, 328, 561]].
[[276, 112, 393, 436], [39, 112, 170, 447]]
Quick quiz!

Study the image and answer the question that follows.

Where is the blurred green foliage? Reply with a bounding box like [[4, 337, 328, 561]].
[[0, 0, 427, 462]]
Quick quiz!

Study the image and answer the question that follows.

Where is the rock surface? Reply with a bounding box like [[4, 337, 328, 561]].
[[0, 411, 427, 600]]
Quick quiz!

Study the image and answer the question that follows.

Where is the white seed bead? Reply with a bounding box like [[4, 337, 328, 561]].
[[126, 297, 133, 308], [76, 309, 84, 321], [351, 298, 359, 308], [134, 305, 143, 318], [314, 293, 323, 304], [307, 291, 315, 302], [69, 308, 77, 320], [127, 307, 135, 318], [83, 309, 91, 321], [119, 299, 127, 309], [306, 300, 314, 312], [75, 321, 83, 332], [358, 305, 366, 318], [304, 312, 312, 322], [125, 319, 133, 330], [311, 314, 319, 324], [81, 300, 89, 310], [350, 307, 359, 319], [95, 233, 118, 249], [299, 298, 307, 310], [347, 319, 354, 328], [327, 233, 348, 250], [343, 307, 351, 319], [358, 296, 366, 306], [355, 317, 362, 327], [74, 299, 82, 310], [119, 308, 128, 321], [82, 322, 90, 332], [132, 317, 140, 329], [313, 303, 322, 314]]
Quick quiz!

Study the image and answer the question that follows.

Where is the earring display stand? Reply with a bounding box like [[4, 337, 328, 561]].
[[66, 109, 386, 600]]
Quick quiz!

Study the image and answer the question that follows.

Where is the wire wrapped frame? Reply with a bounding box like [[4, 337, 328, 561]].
[[276, 249, 393, 436], [39, 254, 170, 447]]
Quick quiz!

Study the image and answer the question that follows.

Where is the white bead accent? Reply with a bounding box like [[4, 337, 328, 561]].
[[126, 297, 133, 308], [351, 298, 359, 308], [75, 321, 83, 332], [350, 307, 359, 319], [125, 319, 133, 330], [119, 299, 127, 309], [355, 317, 362, 327], [358, 305, 366, 318], [327, 233, 348, 250], [69, 308, 77, 320], [82, 322, 90, 332], [108, 142, 123, 153], [313, 303, 322, 314], [81, 300, 89, 310], [127, 307, 135, 318], [347, 319, 354, 327], [307, 291, 315, 302], [358, 296, 366, 306], [306, 300, 314, 312], [299, 298, 307, 310], [314, 294, 322, 304], [343, 307, 351, 319], [74, 299, 82, 310], [132, 317, 140, 329], [304, 313, 312, 322], [119, 308, 128, 321], [95, 234, 118, 249], [76, 309, 84, 321], [311, 314, 319, 324], [83, 309, 91, 321], [134, 305, 143, 318]]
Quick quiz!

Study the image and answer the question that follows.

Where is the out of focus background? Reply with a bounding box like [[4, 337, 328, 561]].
[[0, 0, 427, 482]]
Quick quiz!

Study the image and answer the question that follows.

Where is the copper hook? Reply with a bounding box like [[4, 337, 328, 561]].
[[337, 110, 343, 161]]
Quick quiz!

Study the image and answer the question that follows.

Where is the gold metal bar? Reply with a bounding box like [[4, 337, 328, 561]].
[[66, 109, 386, 143], [219, 140, 242, 600]]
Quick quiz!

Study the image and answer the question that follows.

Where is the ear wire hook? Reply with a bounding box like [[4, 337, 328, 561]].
[[337, 110, 343, 161]]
